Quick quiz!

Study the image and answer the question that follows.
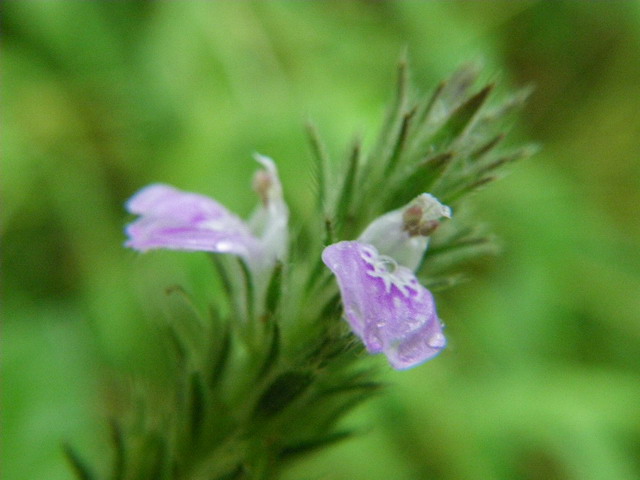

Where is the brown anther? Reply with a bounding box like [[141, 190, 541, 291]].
[[402, 204, 423, 224], [402, 205, 424, 236], [419, 219, 440, 236], [253, 170, 272, 206]]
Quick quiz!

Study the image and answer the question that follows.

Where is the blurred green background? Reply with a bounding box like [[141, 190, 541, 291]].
[[3, 2, 640, 479]]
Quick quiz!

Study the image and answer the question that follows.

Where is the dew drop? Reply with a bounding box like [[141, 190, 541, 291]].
[[427, 332, 446, 349], [378, 255, 398, 273], [215, 241, 233, 252]]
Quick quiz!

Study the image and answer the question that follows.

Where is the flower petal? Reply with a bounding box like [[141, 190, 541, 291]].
[[322, 241, 445, 369], [125, 184, 262, 260]]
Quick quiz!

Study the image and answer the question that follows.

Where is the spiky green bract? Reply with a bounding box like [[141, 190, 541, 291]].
[[74, 285, 376, 480], [70, 61, 532, 480], [312, 60, 535, 288]]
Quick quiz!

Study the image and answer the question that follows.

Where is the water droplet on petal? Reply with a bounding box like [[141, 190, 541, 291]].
[[215, 241, 233, 251], [378, 255, 398, 273], [428, 332, 446, 349]]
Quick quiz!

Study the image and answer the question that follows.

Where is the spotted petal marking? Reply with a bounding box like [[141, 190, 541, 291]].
[[322, 241, 446, 369]]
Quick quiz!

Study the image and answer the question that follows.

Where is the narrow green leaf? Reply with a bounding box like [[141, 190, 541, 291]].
[[215, 465, 244, 480], [279, 431, 353, 459], [427, 226, 474, 255], [210, 322, 231, 387], [421, 273, 469, 292], [189, 372, 206, 440], [469, 133, 505, 162], [429, 84, 494, 149], [63, 444, 96, 480], [258, 322, 281, 378], [210, 255, 234, 307], [384, 107, 417, 176], [323, 216, 335, 246], [321, 392, 376, 427], [164, 285, 206, 340], [303, 217, 336, 295], [304, 255, 329, 295], [164, 285, 202, 317], [476, 144, 538, 176], [423, 236, 498, 274], [305, 120, 331, 212], [254, 371, 315, 417], [443, 175, 498, 204], [314, 334, 361, 368], [110, 420, 125, 480], [376, 54, 410, 151], [421, 152, 455, 189], [388, 152, 454, 210], [484, 84, 534, 121], [395, 52, 410, 110], [366, 56, 410, 182], [237, 258, 255, 322], [264, 261, 283, 319], [439, 62, 481, 107], [414, 80, 445, 130], [477, 154, 517, 177], [320, 381, 382, 396], [146, 435, 168, 480], [165, 323, 188, 365], [317, 292, 342, 325], [335, 140, 361, 233], [427, 234, 493, 257]]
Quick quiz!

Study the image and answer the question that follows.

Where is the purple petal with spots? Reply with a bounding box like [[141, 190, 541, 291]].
[[322, 241, 446, 369], [125, 184, 263, 260]]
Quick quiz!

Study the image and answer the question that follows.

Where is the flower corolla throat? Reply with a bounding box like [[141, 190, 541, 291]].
[[358, 193, 451, 271]]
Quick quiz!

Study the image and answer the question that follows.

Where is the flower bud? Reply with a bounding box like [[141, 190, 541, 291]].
[[358, 193, 451, 271]]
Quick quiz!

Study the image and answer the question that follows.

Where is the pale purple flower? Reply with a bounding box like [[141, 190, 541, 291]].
[[125, 154, 288, 274], [322, 241, 446, 369]]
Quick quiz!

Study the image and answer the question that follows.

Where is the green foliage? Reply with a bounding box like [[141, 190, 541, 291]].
[[4, 3, 640, 480], [63, 444, 97, 480]]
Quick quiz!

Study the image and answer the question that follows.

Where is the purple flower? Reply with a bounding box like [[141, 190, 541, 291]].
[[322, 241, 446, 369], [125, 154, 288, 273]]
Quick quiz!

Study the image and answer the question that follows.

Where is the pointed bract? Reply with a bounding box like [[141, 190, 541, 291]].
[[322, 241, 446, 369]]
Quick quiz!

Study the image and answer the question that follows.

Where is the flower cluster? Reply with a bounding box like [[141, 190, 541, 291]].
[[125, 154, 450, 369], [66, 62, 533, 480]]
